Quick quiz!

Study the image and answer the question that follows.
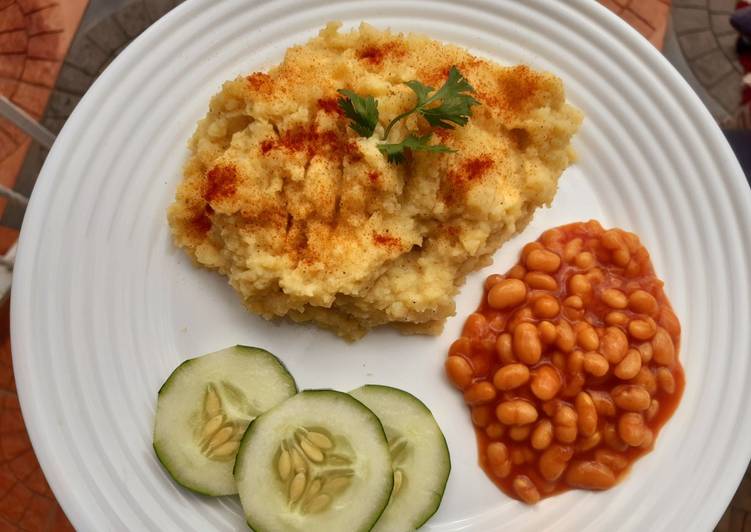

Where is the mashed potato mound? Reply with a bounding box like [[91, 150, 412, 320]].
[[168, 22, 582, 340]]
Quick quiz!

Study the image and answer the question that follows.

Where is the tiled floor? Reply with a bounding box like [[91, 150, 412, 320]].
[[0, 1, 749, 530]]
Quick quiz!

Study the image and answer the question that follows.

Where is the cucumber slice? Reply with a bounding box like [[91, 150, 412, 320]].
[[349, 385, 450, 531], [153, 345, 297, 496], [234, 390, 393, 532]]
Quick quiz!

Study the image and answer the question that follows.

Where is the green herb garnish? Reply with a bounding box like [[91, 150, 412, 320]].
[[377, 134, 456, 164], [336, 66, 479, 163], [337, 89, 379, 137]]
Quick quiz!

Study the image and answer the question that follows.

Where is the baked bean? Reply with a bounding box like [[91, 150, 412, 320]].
[[645, 399, 660, 421], [541, 227, 564, 247], [471, 405, 492, 427], [602, 288, 628, 309], [630, 367, 658, 396], [555, 321, 576, 353], [526, 249, 561, 273], [463, 381, 497, 405], [496, 333, 515, 364], [618, 413, 647, 446], [656, 367, 676, 394], [614, 348, 642, 380], [554, 404, 578, 443], [496, 400, 539, 425], [628, 289, 658, 316], [603, 422, 628, 451], [583, 352, 609, 377], [560, 372, 585, 398], [590, 390, 616, 417], [601, 327, 628, 364], [576, 431, 602, 452], [509, 424, 532, 441], [448, 337, 470, 358], [612, 248, 631, 267], [624, 259, 641, 277], [640, 428, 654, 449], [605, 311, 629, 326], [575, 392, 598, 437], [541, 400, 560, 417], [574, 251, 595, 269], [513, 475, 541, 504], [637, 342, 653, 364], [487, 442, 512, 478], [568, 274, 592, 297], [565, 461, 616, 490], [445, 356, 473, 390], [563, 238, 583, 261], [507, 264, 527, 280], [486, 423, 505, 439], [507, 307, 534, 334], [522, 447, 537, 465], [531, 419, 554, 450], [594, 449, 628, 472], [493, 364, 530, 391], [612, 385, 651, 411], [525, 271, 558, 291], [484, 274, 504, 291], [513, 322, 542, 365], [511, 448, 526, 465], [521, 242, 544, 261], [539, 444, 574, 482], [532, 295, 560, 319], [463, 313, 488, 337], [628, 318, 657, 341], [577, 324, 600, 351], [551, 351, 566, 371], [488, 279, 528, 310], [567, 350, 584, 373], [563, 295, 584, 309], [538, 321, 557, 344], [586, 267, 605, 284], [652, 328, 676, 366], [530, 365, 562, 400], [659, 307, 681, 338], [601, 230, 623, 250]]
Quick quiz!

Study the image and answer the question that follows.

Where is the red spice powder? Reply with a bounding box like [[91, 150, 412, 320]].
[[204, 165, 237, 202], [246, 72, 273, 94], [260, 140, 274, 154], [318, 98, 344, 115], [373, 232, 401, 248], [367, 170, 380, 183]]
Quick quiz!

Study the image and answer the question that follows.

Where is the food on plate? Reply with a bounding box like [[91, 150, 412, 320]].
[[152, 347, 451, 529], [349, 385, 450, 531], [152, 346, 297, 495], [234, 390, 394, 532], [168, 21, 582, 340], [444, 220, 684, 503]]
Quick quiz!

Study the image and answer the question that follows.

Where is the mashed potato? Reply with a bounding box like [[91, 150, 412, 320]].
[[168, 22, 582, 340]]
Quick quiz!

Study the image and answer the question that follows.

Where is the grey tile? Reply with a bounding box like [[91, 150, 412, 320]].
[[709, 71, 742, 112], [673, 7, 710, 33], [46, 91, 81, 118], [66, 36, 109, 76], [145, 0, 176, 20], [716, 33, 742, 71], [40, 116, 66, 134], [56, 63, 94, 95], [115, 0, 152, 38], [708, 0, 736, 12], [87, 14, 129, 54], [711, 12, 736, 35], [673, 0, 707, 6], [679, 30, 718, 59], [691, 49, 734, 85]]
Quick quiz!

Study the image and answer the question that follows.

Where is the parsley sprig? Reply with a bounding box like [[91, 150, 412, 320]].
[[336, 66, 479, 163]]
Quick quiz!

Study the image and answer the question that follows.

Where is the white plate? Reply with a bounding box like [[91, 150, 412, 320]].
[[11, 0, 751, 530]]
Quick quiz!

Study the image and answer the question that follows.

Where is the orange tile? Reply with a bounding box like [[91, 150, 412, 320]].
[[0, 54, 25, 78], [0, 138, 30, 189], [50, 505, 74, 532], [0, 4, 26, 32], [621, 9, 656, 39], [21, 58, 61, 88], [630, 0, 671, 30], [27, 6, 64, 37], [0, 80, 17, 98], [0, 432, 31, 462], [0, 482, 32, 523], [0, 471, 13, 499], [16, 0, 56, 14], [24, 470, 50, 498], [0, 131, 14, 161], [0, 228, 19, 255], [0, 29, 27, 54], [0, 118, 27, 145], [26, 32, 63, 60], [601, 0, 624, 14], [18, 494, 54, 532], [10, 82, 50, 117]]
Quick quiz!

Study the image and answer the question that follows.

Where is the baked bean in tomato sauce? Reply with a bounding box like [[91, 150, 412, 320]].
[[445, 220, 684, 504]]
